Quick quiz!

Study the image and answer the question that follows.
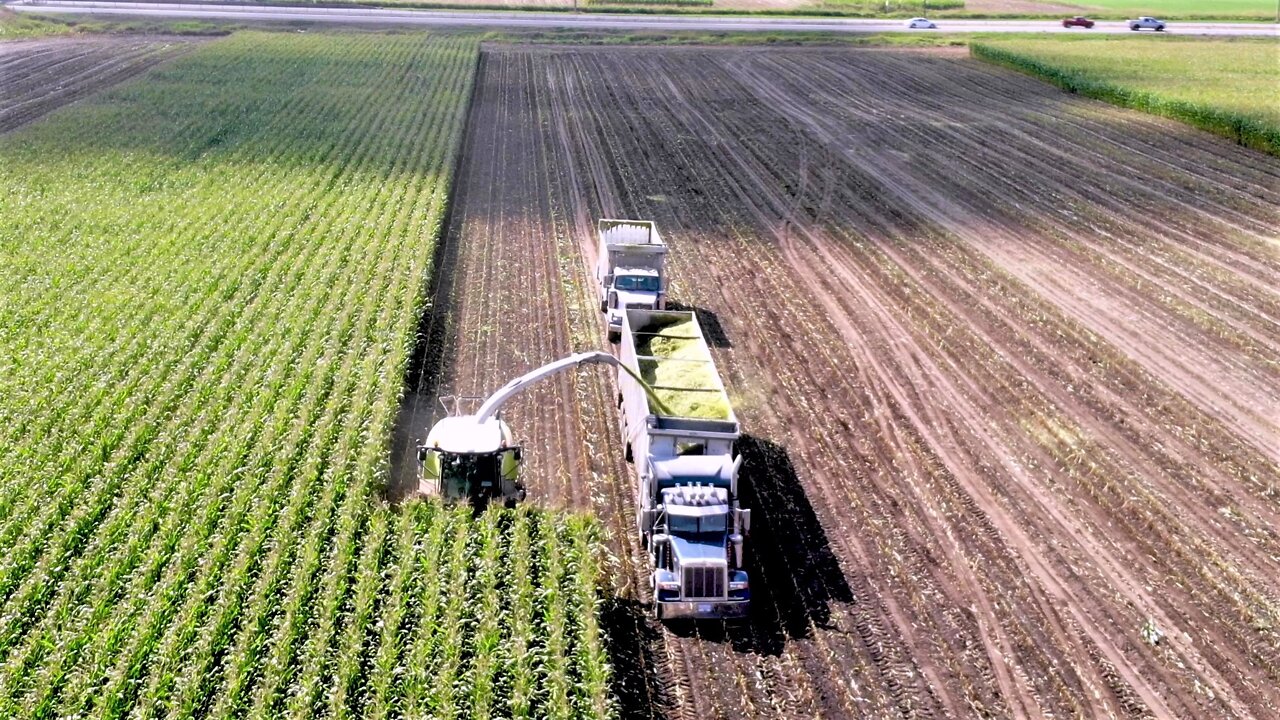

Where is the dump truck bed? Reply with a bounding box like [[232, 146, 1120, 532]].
[[598, 218, 666, 252], [596, 220, 668, 293]]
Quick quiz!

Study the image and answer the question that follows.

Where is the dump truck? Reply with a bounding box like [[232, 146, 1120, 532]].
[[596, 219, 668, 343], [617, 308, 751, 620]]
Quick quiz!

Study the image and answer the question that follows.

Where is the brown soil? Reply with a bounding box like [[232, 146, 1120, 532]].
[[0, 36, 197, 133], [397, 44, 1280, 719]]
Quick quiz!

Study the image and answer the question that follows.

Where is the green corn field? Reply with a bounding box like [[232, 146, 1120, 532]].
[[0, 32, 612, 720]]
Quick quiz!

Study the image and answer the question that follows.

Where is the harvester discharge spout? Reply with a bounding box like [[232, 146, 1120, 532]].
[[420, 350, 663, 507]]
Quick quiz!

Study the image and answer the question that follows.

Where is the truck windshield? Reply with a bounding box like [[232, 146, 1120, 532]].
[[615, 275, 660, 292], [668, 513, 728, 535]]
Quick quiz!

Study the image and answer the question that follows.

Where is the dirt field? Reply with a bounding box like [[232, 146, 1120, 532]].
[[400, 43, 1280, 719], [0, 36, 195, 133]]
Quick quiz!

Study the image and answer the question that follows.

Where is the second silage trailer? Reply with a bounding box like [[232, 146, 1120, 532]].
[[617, 309, 751, 620]]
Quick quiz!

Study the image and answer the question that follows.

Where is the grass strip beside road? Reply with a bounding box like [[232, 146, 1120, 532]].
[[0, 8, 76, 39], [42, 0, 1275, 20], [1, 7, 236, 39], [972, 37, 1280, 156], [1052, 0, 1277, 20]]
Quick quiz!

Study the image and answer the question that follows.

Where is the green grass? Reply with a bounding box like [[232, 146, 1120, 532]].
[[0, 30, 612, 718], [0, 8, 77, 39], [585, 0, 714, 7], [1046, 0, 1276, 20], [820, 0, 965, 10], [973, 36, 1280, 154], [484, 26, 968, 45], [1, 9, 237, 38]]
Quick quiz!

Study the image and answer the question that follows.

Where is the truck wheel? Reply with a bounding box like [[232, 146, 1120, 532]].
[[608, 331, 620, 344], [600, 299, 607, 313], [625, 443, 634, 463]]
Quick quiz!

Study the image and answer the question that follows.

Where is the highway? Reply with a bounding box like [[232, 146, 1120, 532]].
[[7, 0, 1279, 36]]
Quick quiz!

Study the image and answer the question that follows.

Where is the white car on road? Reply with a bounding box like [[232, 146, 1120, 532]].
[[906, 17, 937, 29], [1128, 16, 1167, 31]]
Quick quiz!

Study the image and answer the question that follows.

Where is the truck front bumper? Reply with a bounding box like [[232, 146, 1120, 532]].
[[655, 599, 749, 621]]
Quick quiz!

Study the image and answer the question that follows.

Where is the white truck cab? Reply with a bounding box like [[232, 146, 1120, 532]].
[[596, 220, 668, 342]]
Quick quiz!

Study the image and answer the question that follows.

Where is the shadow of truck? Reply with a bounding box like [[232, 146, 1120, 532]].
[[663, 434, 854, 656]]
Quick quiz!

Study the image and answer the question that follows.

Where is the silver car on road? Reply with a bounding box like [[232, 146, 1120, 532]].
[[1128, 16, 1167, 31]]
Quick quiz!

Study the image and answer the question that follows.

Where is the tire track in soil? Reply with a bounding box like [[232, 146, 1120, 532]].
[[729, 53, 1280, 638], [735, 51, 1280, 466], [529, 49, 952, 717], [701, 49, 1280, 712], [398, 44, 1280, 720]]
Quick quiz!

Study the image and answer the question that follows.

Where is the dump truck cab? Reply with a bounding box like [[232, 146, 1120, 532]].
[[596, 220, 667, 343], [418, 402, 525, 507], [605, 266, 663, 341]]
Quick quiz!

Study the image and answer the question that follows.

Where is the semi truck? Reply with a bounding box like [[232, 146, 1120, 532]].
[[617, 308, 751, 620], [595, 219, 668, 344]]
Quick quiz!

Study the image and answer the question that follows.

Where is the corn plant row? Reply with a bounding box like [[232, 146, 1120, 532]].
[[0, 32, 611, 718]]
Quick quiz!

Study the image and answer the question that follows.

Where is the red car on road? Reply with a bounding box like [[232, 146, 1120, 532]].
[[1062, 16, 1095, 28]]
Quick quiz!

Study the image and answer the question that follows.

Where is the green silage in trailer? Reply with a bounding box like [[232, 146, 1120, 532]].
[[0, 32, 611, 719], [634, 316, 732, 420]]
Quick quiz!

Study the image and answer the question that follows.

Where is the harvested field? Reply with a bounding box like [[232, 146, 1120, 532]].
[[0, 35, 196, 133], [421, 44, 1280, 719]]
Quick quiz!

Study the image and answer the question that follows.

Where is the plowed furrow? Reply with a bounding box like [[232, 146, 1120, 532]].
[[430, 45, 1280, 720], [1, 37, 197, 133]]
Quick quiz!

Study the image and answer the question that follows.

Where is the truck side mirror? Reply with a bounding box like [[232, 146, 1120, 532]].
[[640, 509, 657, 529], [608, 290, 618, 309], [730, 533, 744, 567], [739, 509, 751, 534]]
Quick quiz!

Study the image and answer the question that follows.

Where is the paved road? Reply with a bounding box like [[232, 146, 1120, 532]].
[[7, 0, 1279, 35]]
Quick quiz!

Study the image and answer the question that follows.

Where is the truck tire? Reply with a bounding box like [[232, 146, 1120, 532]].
[[608, 330, 620, 344], [625, 443, 634, 464], [600, 299, 607, 313]]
